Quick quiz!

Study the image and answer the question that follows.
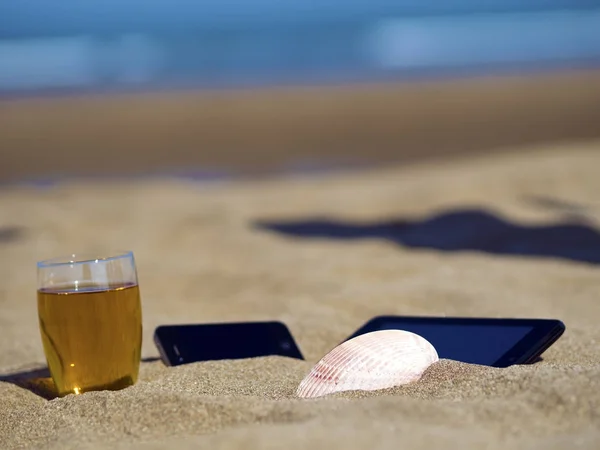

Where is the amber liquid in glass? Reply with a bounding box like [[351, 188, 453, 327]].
[[37, 283, 142, 396]]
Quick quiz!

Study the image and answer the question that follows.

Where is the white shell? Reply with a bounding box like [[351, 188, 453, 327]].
[[296, 330, 438, 398]]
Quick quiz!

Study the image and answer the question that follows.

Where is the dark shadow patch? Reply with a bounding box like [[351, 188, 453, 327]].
[[0, 357, 159, 400], [0, 367, 56, 400], [141, 357, 161, 363], [255, 208, 600, 265], [0, 226, 24, 243]]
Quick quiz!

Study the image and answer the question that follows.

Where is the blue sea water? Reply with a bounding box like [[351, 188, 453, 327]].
[[1, 1, 600, 94]]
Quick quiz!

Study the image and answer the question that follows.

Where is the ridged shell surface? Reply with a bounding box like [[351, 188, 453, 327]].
[[296, 330, 438, 398]]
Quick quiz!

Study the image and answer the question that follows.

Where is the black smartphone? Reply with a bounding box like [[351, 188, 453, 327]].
[[347, 316, 565, 368], [153, 321, 304, 366]]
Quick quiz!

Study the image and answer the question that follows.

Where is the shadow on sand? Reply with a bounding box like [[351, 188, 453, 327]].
[[255, 207, 600, 265], [0, 358, 161, 400], [0, 226, 24, 244]]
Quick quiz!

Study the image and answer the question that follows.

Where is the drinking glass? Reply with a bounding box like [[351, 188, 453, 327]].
[[37, 251, 143, 396]]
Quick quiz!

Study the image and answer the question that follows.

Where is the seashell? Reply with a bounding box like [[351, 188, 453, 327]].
[[296, 330, 438, 398]]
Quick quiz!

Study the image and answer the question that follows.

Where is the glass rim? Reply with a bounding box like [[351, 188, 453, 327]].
[[37, 251, 134, 268]]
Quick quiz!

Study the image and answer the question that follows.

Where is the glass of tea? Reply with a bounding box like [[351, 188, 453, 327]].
[[36, 251, 143, 396]]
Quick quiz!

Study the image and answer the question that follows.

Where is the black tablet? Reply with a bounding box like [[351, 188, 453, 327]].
[[347, 316, 565, 367]]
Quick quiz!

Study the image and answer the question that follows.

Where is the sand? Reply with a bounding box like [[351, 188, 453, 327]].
[[1, 141, 600, 449], [2, 68, 600, 183]]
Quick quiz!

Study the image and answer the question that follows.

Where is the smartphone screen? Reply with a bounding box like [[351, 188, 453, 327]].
[[348, 316, 565, 367], [154, 321, 304, 366]]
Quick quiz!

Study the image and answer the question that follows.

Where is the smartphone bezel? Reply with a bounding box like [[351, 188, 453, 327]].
[[346, 315, 565, 368]]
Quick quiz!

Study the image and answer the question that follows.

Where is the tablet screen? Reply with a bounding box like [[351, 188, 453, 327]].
[[372, 321, 533, 366]]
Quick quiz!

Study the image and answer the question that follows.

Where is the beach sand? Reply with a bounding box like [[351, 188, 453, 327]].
[[1, 142, 600, 449]]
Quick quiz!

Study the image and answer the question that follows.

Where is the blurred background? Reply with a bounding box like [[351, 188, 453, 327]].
[[1, 0, 600, 184]]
